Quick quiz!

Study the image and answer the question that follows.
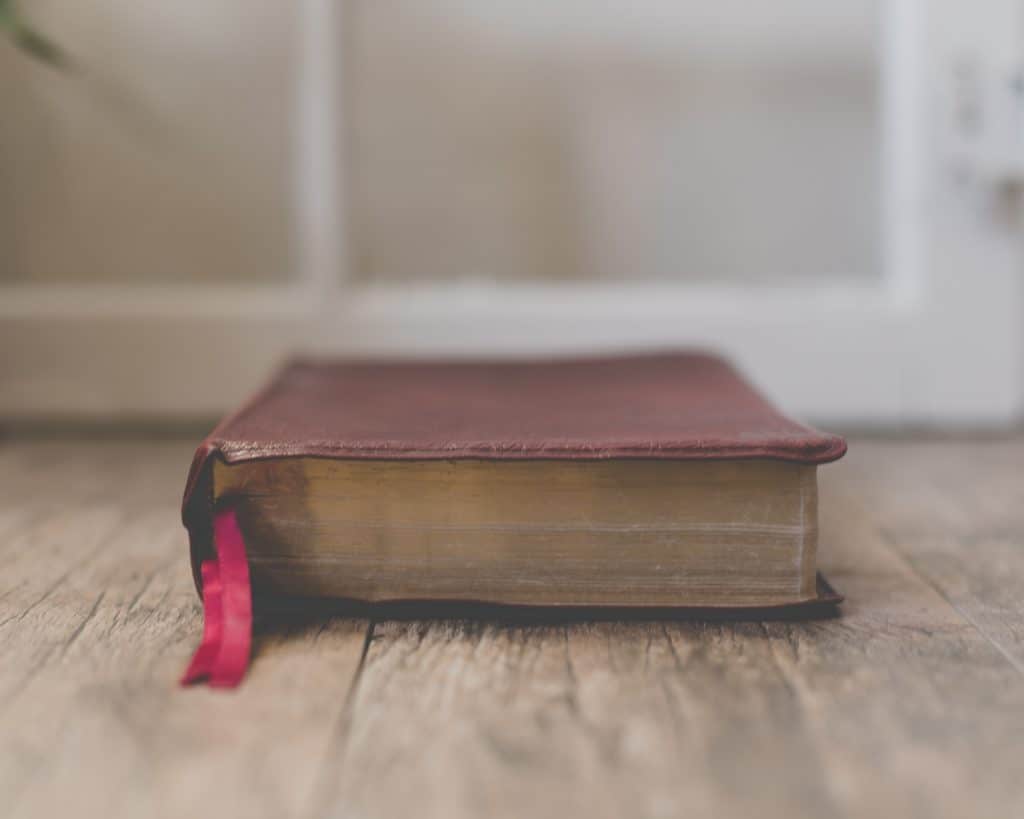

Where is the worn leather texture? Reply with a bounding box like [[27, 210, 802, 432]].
[[182, 352, 847, 596]]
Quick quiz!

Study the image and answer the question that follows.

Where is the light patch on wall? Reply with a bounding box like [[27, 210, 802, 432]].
[[345, 0, 882, 285], [0, 0, 295, 284]]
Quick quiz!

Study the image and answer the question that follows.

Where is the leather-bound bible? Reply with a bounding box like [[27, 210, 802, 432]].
[[184, 351, 844, 598], [182, 353, 845, 684]]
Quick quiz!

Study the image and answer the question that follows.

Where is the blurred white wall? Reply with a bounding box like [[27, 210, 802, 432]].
[[0, 1, 1021, 425], [347, 0, 881, 285], [1, 1, 881, 288], [0, 0, 295, 284]]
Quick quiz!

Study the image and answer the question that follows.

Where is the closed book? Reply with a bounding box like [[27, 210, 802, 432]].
[[182, 352, 845, 614]]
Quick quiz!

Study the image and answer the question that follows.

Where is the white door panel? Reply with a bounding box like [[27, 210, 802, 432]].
[[1, 0, 1021, 424]]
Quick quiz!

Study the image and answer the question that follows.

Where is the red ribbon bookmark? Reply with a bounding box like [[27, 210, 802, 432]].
[[181, 506, 252, 688]]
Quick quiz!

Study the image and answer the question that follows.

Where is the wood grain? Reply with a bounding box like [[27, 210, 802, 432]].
[[1, 435, 1024, 819], [0, 441, 369, 819]]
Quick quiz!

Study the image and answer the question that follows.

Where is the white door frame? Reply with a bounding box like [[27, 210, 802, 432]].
[[1, 0, 1022, 424]]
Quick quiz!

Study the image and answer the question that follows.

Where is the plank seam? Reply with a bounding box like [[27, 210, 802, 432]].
[[881, 536, 1024, 679], [301, 619, 376, 818]]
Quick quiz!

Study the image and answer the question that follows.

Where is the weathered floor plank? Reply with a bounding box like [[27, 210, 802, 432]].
[[1, 435, 1024, 819], [827, 438, 1024, 672], [763, 465, 1024, 819], [0, 440, 371, 819]]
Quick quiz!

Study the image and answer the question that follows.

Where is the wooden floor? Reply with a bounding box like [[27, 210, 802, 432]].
[[1, 435, 1023, 819]]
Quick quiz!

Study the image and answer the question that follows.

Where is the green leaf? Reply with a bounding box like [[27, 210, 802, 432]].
[[0, 0, 68, 69]]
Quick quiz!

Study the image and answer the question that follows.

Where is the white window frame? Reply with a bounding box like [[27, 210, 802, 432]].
[[1, 0, 1021, 424]]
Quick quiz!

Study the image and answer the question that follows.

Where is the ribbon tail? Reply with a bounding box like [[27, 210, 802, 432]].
[[181, 507, 253, 688], [180, 560, 223, 684]]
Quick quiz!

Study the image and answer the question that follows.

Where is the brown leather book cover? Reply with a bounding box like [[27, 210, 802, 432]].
[[182, 352, 846, 606]]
